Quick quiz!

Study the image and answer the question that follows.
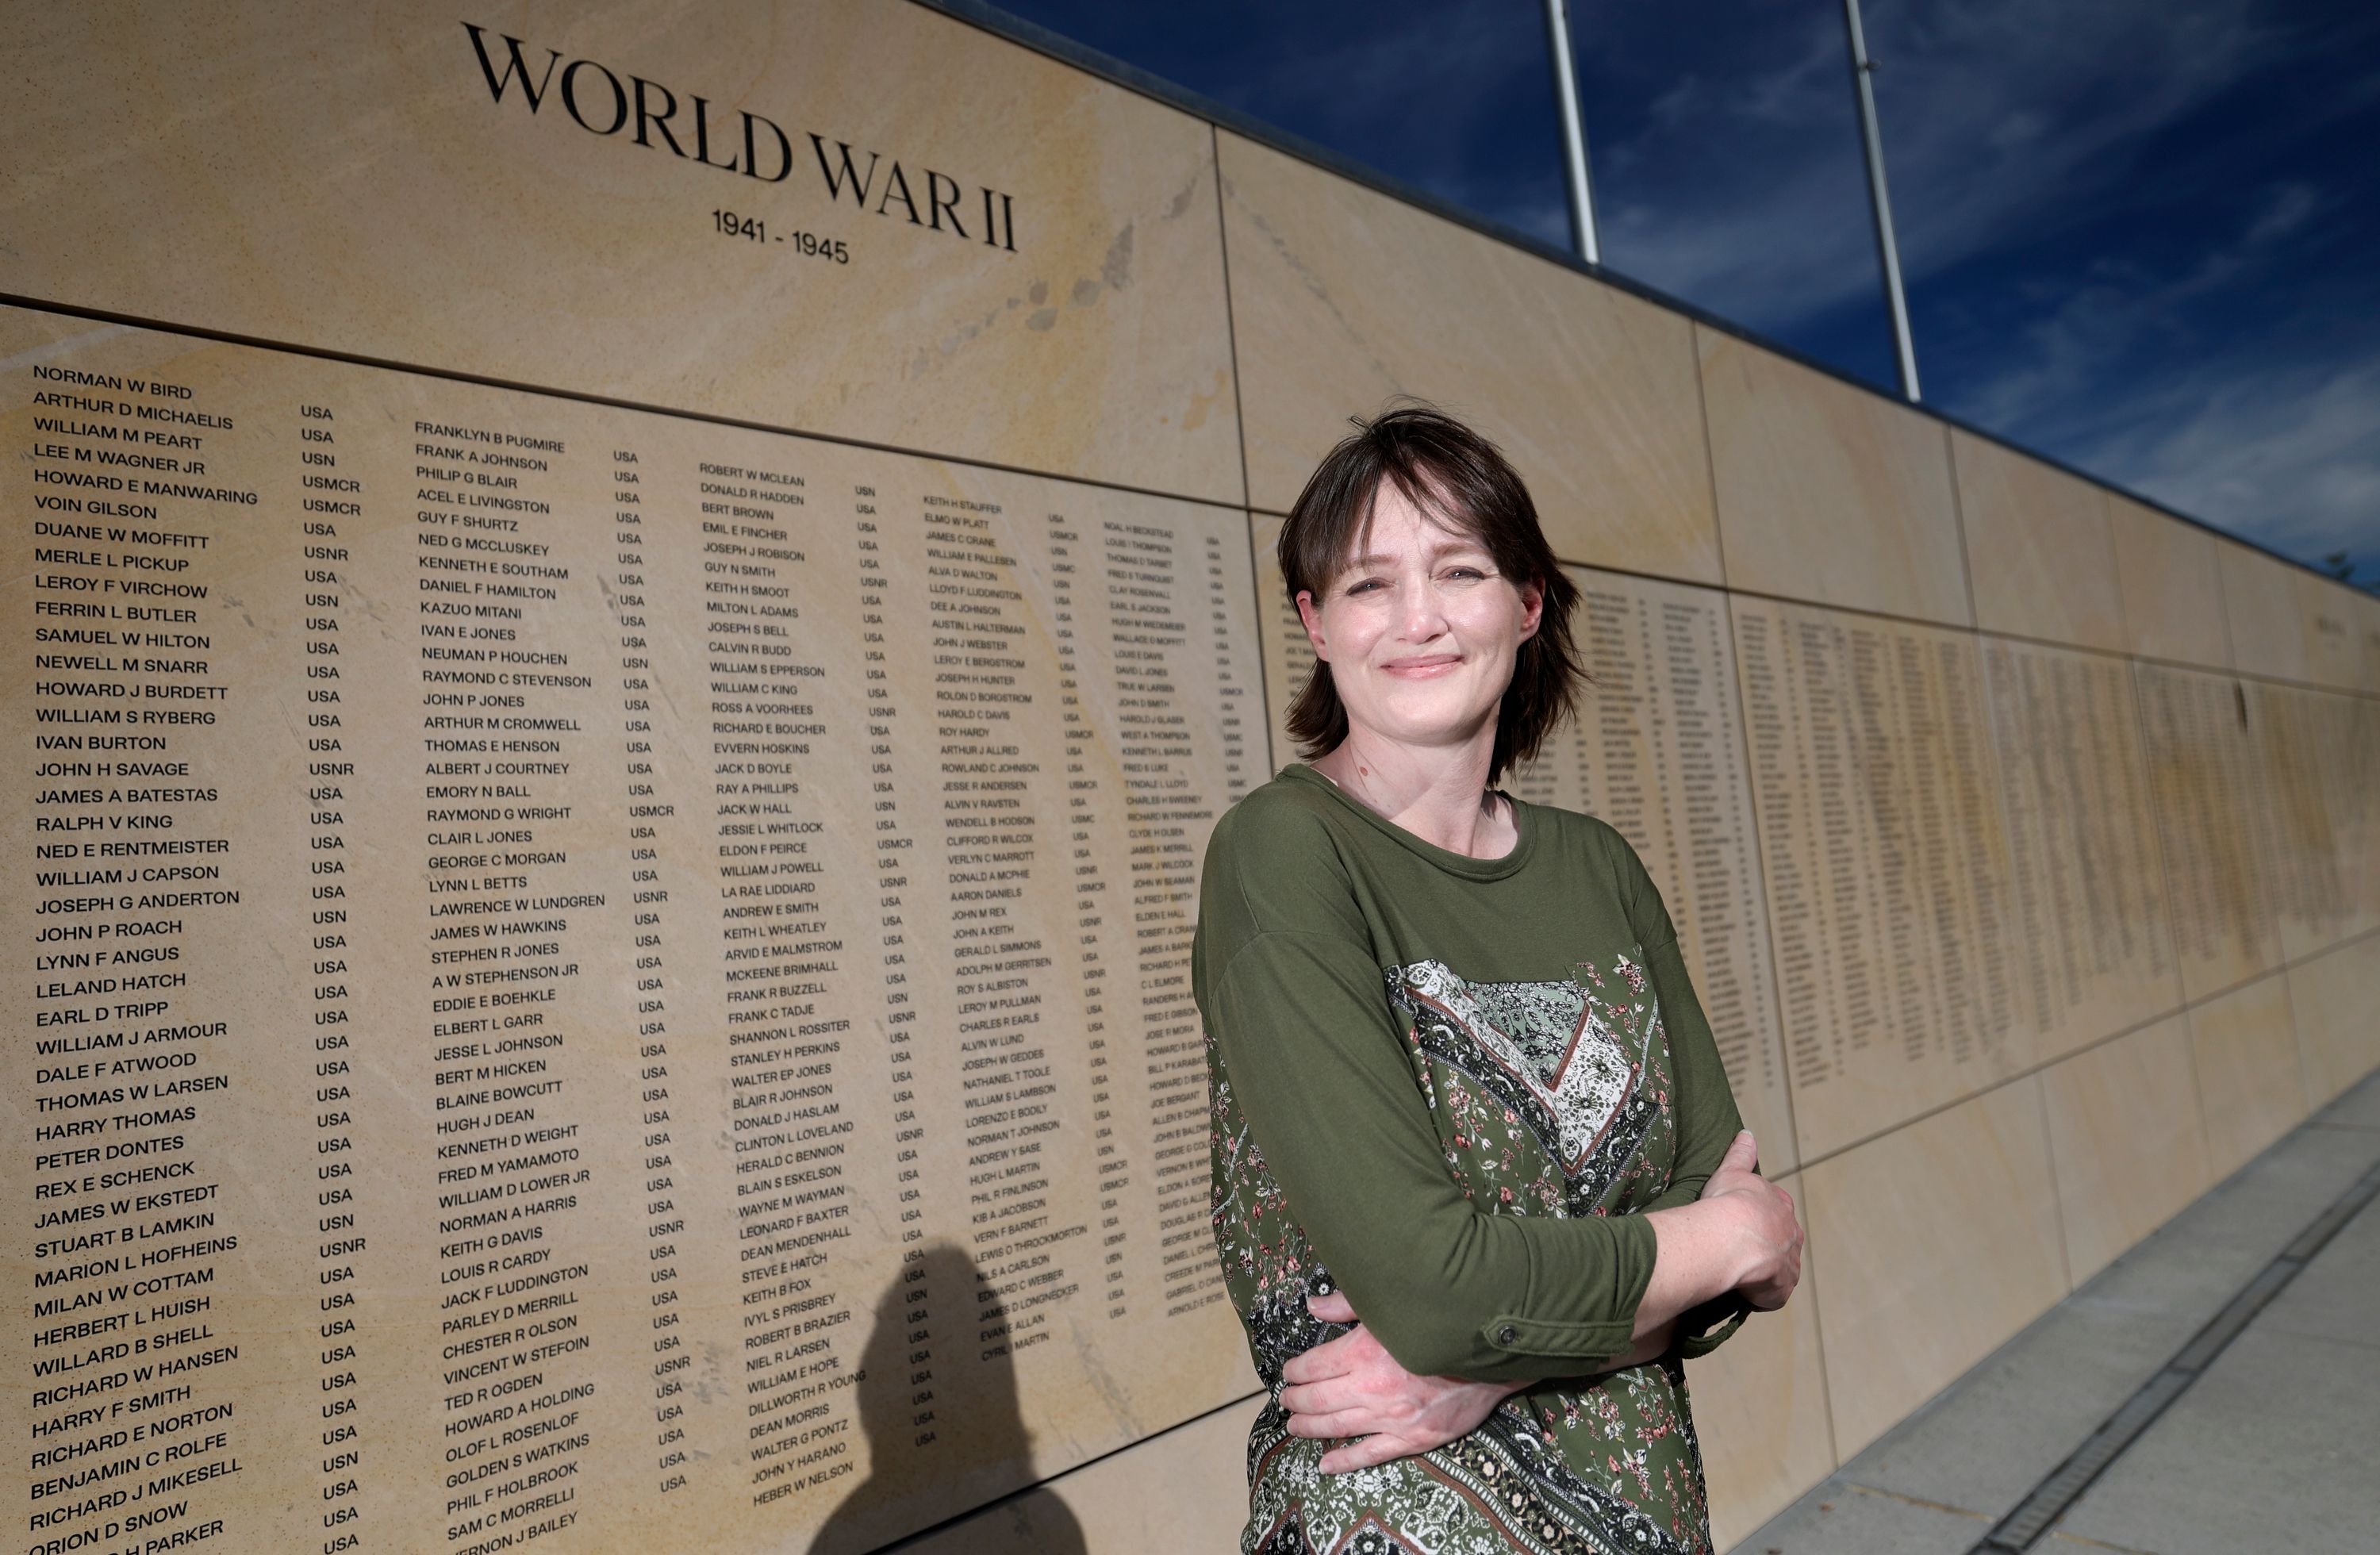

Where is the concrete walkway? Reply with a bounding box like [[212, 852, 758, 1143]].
[[1737, 1068, 2380, 1555]]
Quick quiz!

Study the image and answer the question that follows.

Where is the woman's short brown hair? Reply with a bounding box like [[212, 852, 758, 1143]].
[[1277, 401, 1584, 793]]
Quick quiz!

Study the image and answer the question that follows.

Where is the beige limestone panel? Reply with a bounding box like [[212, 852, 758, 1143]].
[[2217, 543, 2370, 693], [896, 1395, 1265, 1555], [2294, 569, 2374, 693], [1699, 329, 1969, 624], [1952, 432, 2126, 652], [1981, 639, 2184, 1064], [1732, 597, 2029, 1159], [2, 0, 1242, 502], [2360, 589, 2380, 693], [2252, 684, 2380, 962], [1517, 569, 1798, 1171], [2107, 496, 2230, 668], [2133, 664, 2285, 1000], [0, 304, 1261, 1552], [2040, 1018, 2210, 1284], [2289, 934, 2380, 1110], [1688, 1173, 1836, 1549], [1218, 133, 1722, 582], [1250, 510, 1317, 775], [1803, 1079, 2069, 1458], [2217, 540, 2310, 685], [2187, 973, 2308, 1180]]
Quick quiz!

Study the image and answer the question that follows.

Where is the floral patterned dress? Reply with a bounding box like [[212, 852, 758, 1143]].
[[1194, 766, 1749, 1555]]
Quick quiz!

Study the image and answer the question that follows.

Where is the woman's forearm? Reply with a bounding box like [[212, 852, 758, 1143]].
[[1630, 1196, 1752, 1340], [1597, 1316, 1678, 1372]]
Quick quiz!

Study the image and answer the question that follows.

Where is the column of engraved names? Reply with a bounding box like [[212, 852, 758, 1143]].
[[608, 444, 697, 1495], [931, 494, 1082, 1359], [1900, 630, 1970, 1063], [1541, 584, 1775, 1104], [2199, 674, 2272, 966], [698, 456, 860, 1504], [1100, 519, 1213, 1318], [1802, 619, 1882, 1074], [23, 361, 246, 1552], [413, 415, 597, 1553], [2227, 683, 2288, 950], [1984, 646, 2171, 1044], [2090, 658, 2169, 983], [1046, 513, 1129, 1320], [1173, 525, 1250, 1305], [2133, 670, 2223, 975], [1200, 521, 1257, 1295], [2261, 687, 2353, 943], [1732, 609, 1848, 1090], [856, 480, 943, 1457], [1578, 585, 1672, 879], [1255, 528, 1316, 779], [1658, 597, 1775, 1103], [1205, 530, 1256, 808], [1846, 624, 1929, 1063], [298, 396, 369, 1550], [1987, 649, 2059, 1038], [1933, 635, 2012, 1064]]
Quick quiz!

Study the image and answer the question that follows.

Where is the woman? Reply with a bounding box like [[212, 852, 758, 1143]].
[[1192, 404, 1802, 1555]]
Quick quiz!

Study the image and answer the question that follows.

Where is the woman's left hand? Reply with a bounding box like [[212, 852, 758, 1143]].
[[1279, 1292, 1528, 1472]]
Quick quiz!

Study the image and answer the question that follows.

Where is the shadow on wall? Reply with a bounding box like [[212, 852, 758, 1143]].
[[808, 1243, 1086, 1555]]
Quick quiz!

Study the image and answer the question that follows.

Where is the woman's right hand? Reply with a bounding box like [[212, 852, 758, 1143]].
[[1699, 1130, 1802, 1310]]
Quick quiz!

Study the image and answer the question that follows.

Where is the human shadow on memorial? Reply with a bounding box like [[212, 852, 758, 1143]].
[[808, 1243, 1085, 1555]]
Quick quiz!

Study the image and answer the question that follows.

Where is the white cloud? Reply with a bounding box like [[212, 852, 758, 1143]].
[[2078, 355, 2380, 569], [1581, 0, 2302, 331]]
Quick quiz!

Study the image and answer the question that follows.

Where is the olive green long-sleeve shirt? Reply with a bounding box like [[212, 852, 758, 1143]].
[[1195, 762, 1751, 1555]]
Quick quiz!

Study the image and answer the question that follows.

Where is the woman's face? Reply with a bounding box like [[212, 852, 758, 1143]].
[[1295, 480, 1542, 753]]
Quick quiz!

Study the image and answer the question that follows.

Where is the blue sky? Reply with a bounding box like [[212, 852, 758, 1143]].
[[984, 0, 2380, 590]]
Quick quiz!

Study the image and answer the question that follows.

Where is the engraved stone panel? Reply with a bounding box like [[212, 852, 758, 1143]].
[[2249, 683, 2380, 962], [1729, 597, 2026, 1158], [1217, 133, 1722, 582], [1699, 329, 1969, 625], [2132, 664, 2284, 1000], [1952, 433, 2126, 653], [2, 0, 1243, 503], [1979, 639, 2181, 1062], [0, 305, 1260, 1553], [1250, 512, 1312, 775], [1513, 570, 1796, 1172], [7, 6, 2376, 1547]]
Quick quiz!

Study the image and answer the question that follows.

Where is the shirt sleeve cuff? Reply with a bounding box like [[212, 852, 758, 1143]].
[[1672, 1291, 1755, 1361]]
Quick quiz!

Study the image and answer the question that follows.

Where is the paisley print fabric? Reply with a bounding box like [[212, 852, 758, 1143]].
[[1210, 952, 1719, 1555]]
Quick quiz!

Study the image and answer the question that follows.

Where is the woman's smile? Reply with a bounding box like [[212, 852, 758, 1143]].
[[1381, 653, 1463, 678]]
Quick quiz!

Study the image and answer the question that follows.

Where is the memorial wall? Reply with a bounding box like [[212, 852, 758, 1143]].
[[5, 4, 2377, 1553]]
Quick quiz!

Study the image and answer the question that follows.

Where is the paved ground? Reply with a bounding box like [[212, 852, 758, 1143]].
[[1736, 1069, 2380, 1555]]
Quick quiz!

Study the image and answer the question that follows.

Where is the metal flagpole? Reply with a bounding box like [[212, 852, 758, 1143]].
[[1843, 0, 1921, 401], [1542, 0, 1599, 265]]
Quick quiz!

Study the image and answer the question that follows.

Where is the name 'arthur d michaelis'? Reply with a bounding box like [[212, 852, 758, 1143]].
[[462, 21, 1019, 251]]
